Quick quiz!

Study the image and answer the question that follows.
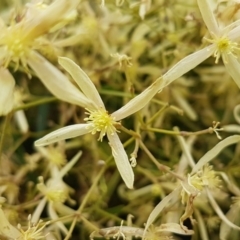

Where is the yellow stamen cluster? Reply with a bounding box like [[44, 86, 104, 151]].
[[0, 25, 32, 69], [46, 189, 68, 203], [37, 177, 69, 203], [189, 164, 221, 191], [84, 108, 118, 141], [47, 146, 67, 167], [17, 215, 47, 240], [206, 35, 240, 64]]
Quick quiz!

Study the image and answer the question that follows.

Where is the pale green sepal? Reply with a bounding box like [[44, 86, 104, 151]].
[[35, 124, 91, 147], [59, 57, 104, 109], [107, 133, 134, 189]]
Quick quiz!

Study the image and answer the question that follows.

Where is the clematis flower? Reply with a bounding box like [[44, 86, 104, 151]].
[[0, 206, 48, 240], [0, 0, 79, 115], [160, 0, 240, 90], [31, 151, 82, 234], [33, 57, 162, 189]]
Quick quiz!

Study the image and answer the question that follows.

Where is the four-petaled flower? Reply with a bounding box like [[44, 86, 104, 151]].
[[34, 57, 162, 189]]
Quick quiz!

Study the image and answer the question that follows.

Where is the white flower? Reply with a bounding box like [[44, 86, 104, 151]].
[[0, 0, 79, 113], [33, 57, 162, 189], [31, 151, 82, 234], [160, 0, 240, 90]]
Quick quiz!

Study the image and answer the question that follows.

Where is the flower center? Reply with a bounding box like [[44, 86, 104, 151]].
[[37, 177, 69, 203], [84, 108, 118, 141], [46, 189, 68, 203], [205, 34, 240, 64], [18, 216, 47, 240], [0, 25, 31, 69], [189, 164, 220, 191]]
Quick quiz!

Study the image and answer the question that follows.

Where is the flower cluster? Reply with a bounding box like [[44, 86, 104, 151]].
[[1, 0, 240, 239]]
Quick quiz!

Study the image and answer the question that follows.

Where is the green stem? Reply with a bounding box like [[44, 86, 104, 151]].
[[0, 112, 12, 162], [139, 140, 184, 181], [76, 161, 109, 214], [14, 97, 56, 111], [143, 127, 180, 135]]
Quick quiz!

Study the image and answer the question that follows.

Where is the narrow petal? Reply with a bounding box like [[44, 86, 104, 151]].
[[191, 135, 240, 174], [143, 187, 181, 238], [24, 0, 79, 40], [28, 52, 95, 109], [220, 202, 240, 240], [112, 79, 162, 121], [48, 202, 68, 235], [112, 46, 214, 122], [0, 68, 15, 116], [197, 0, 219, 36], [0, 207, 20, 239], [228, 24, 240, 41], [206, 188, 240, 231], [162, 45, 215, 88], [107, 133, 134, 189], [59, 57, 104, 108], [224, 55, 240, 89], [59, 151, 82, 178], [31, 197, 47, 223], [35, 124, 91, 147], [139, 0, 151, 20], [14, 110, 29, 133]]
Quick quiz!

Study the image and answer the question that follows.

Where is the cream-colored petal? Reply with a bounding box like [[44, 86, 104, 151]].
[[59, 151, 82, 178], [143, 187, 181, 238], [28, 52, 95, 109], [59, 57, 104, 109], [0, 68, 15, 116], [197, 0, 219, 36], [224, 55, 240, 89], [139, 0, 151, 20], [206, 188, 240, 231], [31, 197, 47, 223], [35, 124, 91, 147], [162, 45, 215, 88], [228, 24, 240, 41], [14, 110, 29, 133], [191, 135, 240, 174], [24, 0, 79, 40], [48, 202, 68, 235], [112, 79, 162, 121], [0, 207, 20, 239], [112, 46, 214, 121], [107, 133, 134, 189]]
